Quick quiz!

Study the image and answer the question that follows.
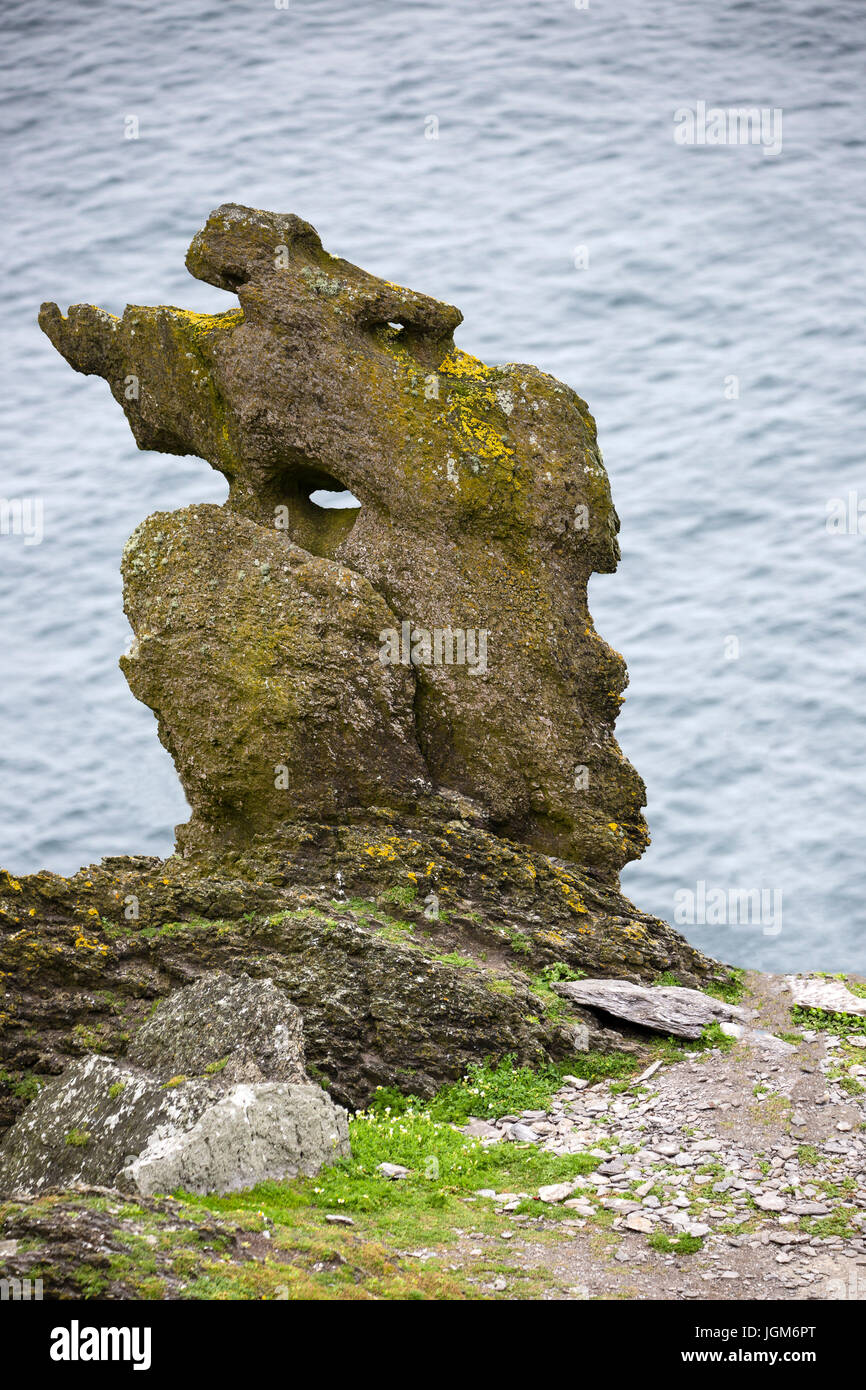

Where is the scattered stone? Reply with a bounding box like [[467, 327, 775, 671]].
[[378, 1163, 411, 1180], [507, 1124, 541, 1144], [625, 1213, 654, 1233], [754, 1195, 787, 1212], [538, 1183, 573, 1204]]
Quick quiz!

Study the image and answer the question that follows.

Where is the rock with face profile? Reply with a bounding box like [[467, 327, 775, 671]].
[[39, 204, 648, 876]]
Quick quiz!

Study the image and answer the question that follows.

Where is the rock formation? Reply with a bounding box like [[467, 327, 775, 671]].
[[0, 974, 350, 1196], [0, 208, 727, 1141], [39, 203, 645, 873]]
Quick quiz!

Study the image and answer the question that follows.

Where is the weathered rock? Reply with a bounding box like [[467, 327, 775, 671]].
[[120, 505, 428, 852], [0, 975, 350, 1197], [538, 1182, 573, 1203], [118, 1081, 349, 1196], [3, 210, 731, 1129], [552, 978, 748, 1038], [40, 203, 649, 875], [0, 1055, 220, 1194], [0, 846, 724, 1127], [128, 971, 308, 1084], [786, 976, 866, 1017]]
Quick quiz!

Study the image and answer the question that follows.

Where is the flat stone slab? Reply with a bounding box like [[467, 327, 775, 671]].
[[552, 978, 748, 1039], [785, 976, 866, 1017]]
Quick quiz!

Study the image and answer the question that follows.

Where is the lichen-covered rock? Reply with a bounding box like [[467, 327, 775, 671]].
[[120, 504, 427, 851], [127, 971, 309, 1084], [117, 1081, 350, 1196], [18, 209, 730, 1127], [0, 842, 727, 1130], [0, 1055, 220, 1194], [40, 204, 647, 875], [0, 975, 350, 1197]]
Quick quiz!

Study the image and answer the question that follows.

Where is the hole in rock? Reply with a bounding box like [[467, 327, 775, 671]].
[[308, 488, 362, 509], [272, 462, 362, 560]]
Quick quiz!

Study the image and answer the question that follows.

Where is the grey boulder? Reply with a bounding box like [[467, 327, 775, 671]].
[[0, 1055, 220, 1195], [118, 1082, 350, 1196], [128, 971, 309, 1083], [0, 972, 350, 1197]]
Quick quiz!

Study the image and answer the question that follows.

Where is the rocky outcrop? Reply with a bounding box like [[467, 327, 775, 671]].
[[0, 207, 731, 1134], [40, 203, 647, 874], [0, 974, 349, 1197]]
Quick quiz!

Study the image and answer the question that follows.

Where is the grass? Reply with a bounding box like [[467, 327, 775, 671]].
[[364, 1053, 625, 1126], [791, 1005, 866, 1036], [648, 1232, 704, 1255]]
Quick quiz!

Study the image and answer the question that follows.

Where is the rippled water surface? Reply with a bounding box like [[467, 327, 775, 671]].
[[1, 0, 864, 970]]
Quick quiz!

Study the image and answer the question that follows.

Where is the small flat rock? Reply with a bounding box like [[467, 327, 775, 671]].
[[719, 1022, 744, 1039], [378, 1163, 411, 1180], [325, 1214, 355, 1226], [625, 1213, 654, 1233], [746, 1029, 797, 1055], [538, 1182, 573, 1204], [786, 977, 866, 1018], [507, 1123, 541, 1144], [462, 1119, 501, 1141], [754, 1194, 787, 1212]]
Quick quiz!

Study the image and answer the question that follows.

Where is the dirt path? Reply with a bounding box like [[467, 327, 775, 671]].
[[447, 972, 866, 1299]]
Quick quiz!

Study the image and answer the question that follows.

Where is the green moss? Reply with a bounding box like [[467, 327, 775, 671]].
[[64, 1128, 90, 1148]]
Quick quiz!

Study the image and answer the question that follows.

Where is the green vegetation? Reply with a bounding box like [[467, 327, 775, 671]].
[[791, 1005, 866, 1036], [648, 1231, 703, 1255], [0, 1070, 43, 1102], [64, 1128, 90, 1148]]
